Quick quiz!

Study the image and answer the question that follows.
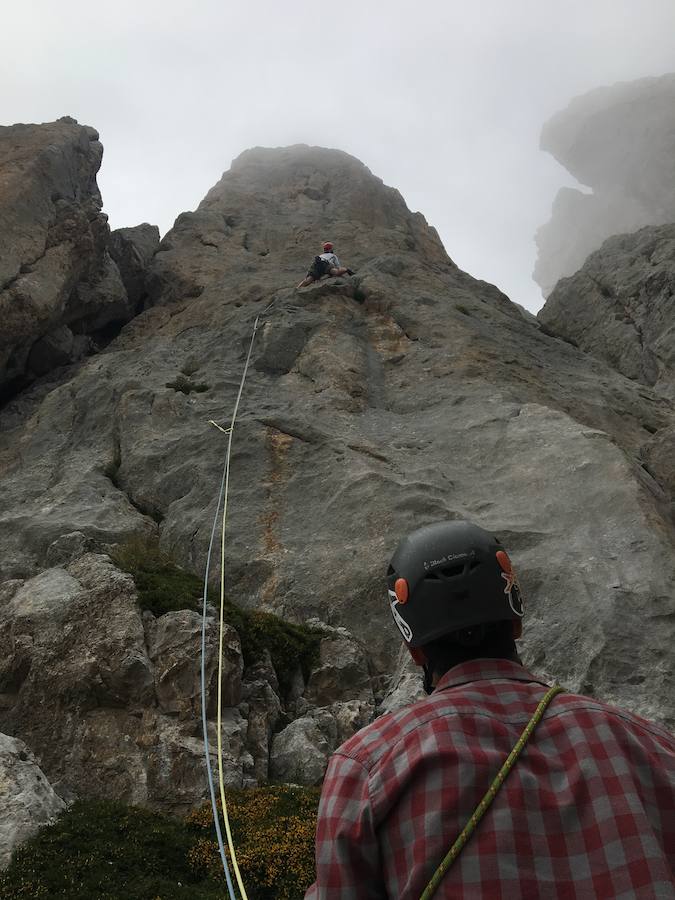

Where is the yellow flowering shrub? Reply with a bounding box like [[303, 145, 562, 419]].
[[187, 785, 322, 900]]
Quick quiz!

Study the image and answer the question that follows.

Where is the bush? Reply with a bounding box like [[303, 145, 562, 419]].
[[0, 800, 224, 900], [220, 603, 323, 694], [187, 786, 321, 900], [111, 536, 204, 617], [111, 537, 323, 695], [166, 374, 209, 394], [0, 789, 322, 899]]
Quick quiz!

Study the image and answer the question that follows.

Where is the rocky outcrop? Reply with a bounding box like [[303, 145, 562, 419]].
[[0, 141, 674, 812], [534, 73, 675, 296], [539, 224, 675, 400], [0, 551, 374, 808], [303, 621, 374, 706], [0, 733, 65, 869], [0, 554, 249, 812], [109, 223, 160, 308], [0, 119, 157, 399]]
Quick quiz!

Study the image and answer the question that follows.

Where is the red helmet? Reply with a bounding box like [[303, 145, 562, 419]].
[[322, 241, 333, 251]]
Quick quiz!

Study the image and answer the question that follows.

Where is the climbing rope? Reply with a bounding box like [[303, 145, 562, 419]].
[[200, 454, 237, 900], [201, 313, 261, 900], [420, 683, 564, 900]]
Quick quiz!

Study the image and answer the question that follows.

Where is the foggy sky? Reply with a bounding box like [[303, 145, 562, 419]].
[[3, 0, 675, 311]]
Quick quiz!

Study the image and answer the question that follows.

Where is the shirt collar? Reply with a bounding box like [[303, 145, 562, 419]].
[[434, 658, 551, 693]]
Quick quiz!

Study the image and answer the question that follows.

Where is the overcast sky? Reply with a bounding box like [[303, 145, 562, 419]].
[[3, 1, 675, 311]]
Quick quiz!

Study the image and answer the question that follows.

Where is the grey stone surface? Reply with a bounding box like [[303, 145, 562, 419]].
[[329, 699, 376, 746], [535, 73, 675, 296], [304, 621, 374, 706], [146, 610, 242, 717], [0, 732, 65, 869], [378, 644, 427, 715], [269, 708, 338, 785], [0, 553, 249, 813], [109, 224, 160, 308], [539, 224, 675, 401], [0, 119, 156, 395], [0, 142, 674, 813], [240, 664, 282, 782]]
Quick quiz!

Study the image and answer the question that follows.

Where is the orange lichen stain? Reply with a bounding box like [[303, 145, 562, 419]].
[[258, 427, 293, 604], [368, 313, 410, 357], [260, 508, 281, 556]]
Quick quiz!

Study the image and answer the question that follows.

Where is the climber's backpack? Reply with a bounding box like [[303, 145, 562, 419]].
[[309, 256, 330, 280]]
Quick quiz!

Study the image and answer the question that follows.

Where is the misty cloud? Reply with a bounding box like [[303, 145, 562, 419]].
[[3, 0, 675, 310]]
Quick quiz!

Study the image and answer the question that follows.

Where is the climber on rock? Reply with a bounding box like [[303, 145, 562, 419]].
[[306, 521, 675, 899], [296, 241, 354, 288]]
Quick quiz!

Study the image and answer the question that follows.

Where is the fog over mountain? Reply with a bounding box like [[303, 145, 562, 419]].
[[3, 0, 675, 310]]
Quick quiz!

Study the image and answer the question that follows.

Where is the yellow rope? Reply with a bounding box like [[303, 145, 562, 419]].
[[420, 684, 564, 900], [215, 316, 260, 900]]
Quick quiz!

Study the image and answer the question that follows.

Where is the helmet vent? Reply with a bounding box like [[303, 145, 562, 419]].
[[424, 571, 442, 581], [469, 560, 480, 571]]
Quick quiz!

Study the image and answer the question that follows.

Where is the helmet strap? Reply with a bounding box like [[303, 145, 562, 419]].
[[422, 663, 435, 695]]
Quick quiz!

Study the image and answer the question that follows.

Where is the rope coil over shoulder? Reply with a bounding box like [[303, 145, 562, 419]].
[[420, 683, 564, 900]]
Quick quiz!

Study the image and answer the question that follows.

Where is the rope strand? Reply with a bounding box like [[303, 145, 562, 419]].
[[215, 316, 260, 900], [201, 315, 261, 899]]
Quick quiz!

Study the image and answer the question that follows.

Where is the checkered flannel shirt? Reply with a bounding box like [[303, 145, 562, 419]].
[[305, 658, 675, 899]]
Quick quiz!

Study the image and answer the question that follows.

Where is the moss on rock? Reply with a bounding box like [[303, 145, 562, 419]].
[[111, 536, 323, 695]]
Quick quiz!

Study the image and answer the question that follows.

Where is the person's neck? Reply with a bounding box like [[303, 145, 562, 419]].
[[430, 652, 522, 688]]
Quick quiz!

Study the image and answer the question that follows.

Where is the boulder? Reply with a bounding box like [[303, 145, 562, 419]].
[[146, 609, 243, 718], [329, 699, 375, 745], [269, 708, 338, 786], [304, 621, 374, 706], [0, 732, 65, 870], [377, 643, 426, 715]]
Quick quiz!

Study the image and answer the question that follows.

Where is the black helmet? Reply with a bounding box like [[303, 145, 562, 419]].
[[386, 520, 524, 651]]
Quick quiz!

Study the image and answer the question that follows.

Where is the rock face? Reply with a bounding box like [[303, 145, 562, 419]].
[[110, 223, 160, 308], [0, 554, 250, 812], [0, 733, 65, 869], [534, 73, 675, 296], [0, 550, 371, 809], [0, 140, 674, 816], [539, 224, 675, 400], [0, 118, 157, 399]]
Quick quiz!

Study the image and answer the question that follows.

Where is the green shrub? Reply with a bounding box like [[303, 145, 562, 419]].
[[219, 602, 322, 692], [111, 536, 203, 617], [0, 790, 322, 899], [111, 537, 323, 694], [166, 374, 209, 394], [0, 799, 224, 900]]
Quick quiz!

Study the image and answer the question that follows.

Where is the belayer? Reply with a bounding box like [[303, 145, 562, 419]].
[[297, 241, 354, 288], [305, 521, 675, 898]]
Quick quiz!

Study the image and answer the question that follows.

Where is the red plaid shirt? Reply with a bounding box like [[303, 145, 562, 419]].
[[305, 659, 675, 899]]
